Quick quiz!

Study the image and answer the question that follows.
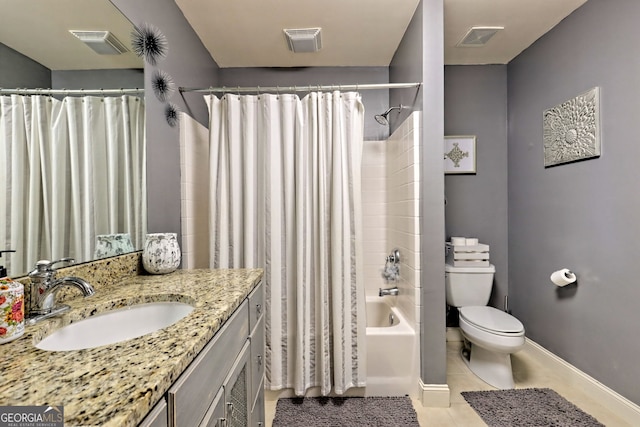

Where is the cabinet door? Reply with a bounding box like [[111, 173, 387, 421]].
[[199, 387, 226, 427], [223, 341, 251, 427], [250, 379, 265, 427], [249, 315, 265, 406]]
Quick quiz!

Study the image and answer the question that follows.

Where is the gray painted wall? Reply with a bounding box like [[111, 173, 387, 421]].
[[0, 43, 143, 91], [508, 0, 640, 404], [218, 67, 390, 141], [0, 43, 51, 88], [52, 69, 143, 91], [445, 65, 508, 309], [110, 0, 220, 240], [391, 0, 447, 387]]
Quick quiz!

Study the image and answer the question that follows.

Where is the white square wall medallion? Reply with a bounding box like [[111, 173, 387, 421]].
[[543, 87, 601, 167], [444, 135, 476, 174]]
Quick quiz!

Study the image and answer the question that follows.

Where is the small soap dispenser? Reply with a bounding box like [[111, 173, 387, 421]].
[[0, 250, 25, 344]]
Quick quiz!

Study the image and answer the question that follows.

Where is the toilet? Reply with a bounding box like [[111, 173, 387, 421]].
[[445, 263, 525, 389]]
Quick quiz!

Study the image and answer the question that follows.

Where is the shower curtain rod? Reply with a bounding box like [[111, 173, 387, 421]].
[[0, 88, 144, 96], [179, 82, 421, 94]]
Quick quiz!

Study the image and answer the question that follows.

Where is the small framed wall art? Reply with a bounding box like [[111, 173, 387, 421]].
[[444, 135, 476, 174]]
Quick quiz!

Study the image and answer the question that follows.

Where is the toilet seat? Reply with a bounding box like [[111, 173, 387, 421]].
[[459, 306, 524, 337]]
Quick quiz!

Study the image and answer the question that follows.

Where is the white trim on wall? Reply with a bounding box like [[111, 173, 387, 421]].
[[447, 328, 640, 425], [525, 339, 640, 426], [419, 380, 451, 407]]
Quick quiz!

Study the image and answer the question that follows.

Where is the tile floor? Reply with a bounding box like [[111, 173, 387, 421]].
[[265, 339, 633, 426]]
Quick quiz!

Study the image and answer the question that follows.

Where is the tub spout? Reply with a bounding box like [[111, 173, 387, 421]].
[[379, 286, 399, 297]]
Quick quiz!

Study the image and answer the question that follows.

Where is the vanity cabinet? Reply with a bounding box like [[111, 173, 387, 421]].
[[152, 281, 264, 427]]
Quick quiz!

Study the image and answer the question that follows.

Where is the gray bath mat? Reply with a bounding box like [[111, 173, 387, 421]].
[[272, 396, 420, 426], [462, 388, 605, 426]]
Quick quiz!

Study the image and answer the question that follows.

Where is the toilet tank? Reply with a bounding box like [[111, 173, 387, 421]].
[[445, 263, 495, 307]]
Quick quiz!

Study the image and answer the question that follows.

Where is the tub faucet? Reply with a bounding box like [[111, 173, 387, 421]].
[[27, 258, 95, 324], [379, 286, 399, 297]]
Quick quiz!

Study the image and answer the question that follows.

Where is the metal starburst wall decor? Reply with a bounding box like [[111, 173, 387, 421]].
[[165, 103, 180, 127], [131, 23, 168, 65], [543, 87, 601, 167], [151, 69, 175, 102]]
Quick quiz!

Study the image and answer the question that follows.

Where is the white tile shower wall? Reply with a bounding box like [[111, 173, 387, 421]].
[[361, 140, 388, 291], [386, 112, 421, 329], [179, 113, 210, 270]]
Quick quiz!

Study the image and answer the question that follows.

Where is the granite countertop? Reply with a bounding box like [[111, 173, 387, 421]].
[[0, 268, 264, 427]]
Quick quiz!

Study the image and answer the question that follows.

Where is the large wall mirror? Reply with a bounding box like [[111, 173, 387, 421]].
[[0, 0, 146, 278]]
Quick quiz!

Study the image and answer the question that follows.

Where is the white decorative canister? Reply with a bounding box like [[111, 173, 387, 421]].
[[94, 233, 135, 259], [142, 233, 181, 274]]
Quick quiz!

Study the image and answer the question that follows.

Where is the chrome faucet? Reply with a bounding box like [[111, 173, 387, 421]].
[[379, 286, 399, 297], [27, 258, 95, 324], [381, 249, 401, 282]]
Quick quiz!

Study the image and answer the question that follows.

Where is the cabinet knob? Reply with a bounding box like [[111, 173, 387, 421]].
[[257, 355, 262, 366], [256, 303, 262, 315], [217, 418, 226, 427]]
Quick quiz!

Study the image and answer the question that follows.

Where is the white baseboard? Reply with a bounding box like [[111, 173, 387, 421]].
[[525, 338, 640, 426], [419, 379, 450, 407]]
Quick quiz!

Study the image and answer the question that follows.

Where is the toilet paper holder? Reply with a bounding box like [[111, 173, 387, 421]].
[[550, 268, 577, 287]]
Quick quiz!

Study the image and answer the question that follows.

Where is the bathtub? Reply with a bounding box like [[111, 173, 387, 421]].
[[364, 296, 418, 397]]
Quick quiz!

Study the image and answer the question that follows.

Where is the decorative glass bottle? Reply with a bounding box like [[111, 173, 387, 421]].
[[142, 233, 181, 274]]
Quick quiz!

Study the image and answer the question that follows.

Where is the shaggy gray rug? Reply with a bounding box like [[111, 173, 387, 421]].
[[272, 396, 420, 426], [462, 388, 605, 426]]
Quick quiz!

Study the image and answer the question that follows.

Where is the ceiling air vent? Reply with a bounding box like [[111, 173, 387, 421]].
[[69, 30, 129, 55], [283, 28, 322, 53], [456, 26, 504, 47]]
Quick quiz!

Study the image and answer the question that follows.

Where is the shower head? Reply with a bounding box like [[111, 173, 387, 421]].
[[374, 112, 390, 125], [374, 105, 405, 126]]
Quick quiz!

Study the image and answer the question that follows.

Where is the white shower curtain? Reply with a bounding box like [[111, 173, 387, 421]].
[[201, 91, 366, 395], [0, 95, 146, 275]]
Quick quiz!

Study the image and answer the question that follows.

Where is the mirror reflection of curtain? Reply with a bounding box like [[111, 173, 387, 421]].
[[181, 91, 366, 396], [0, 95, 146, 275]]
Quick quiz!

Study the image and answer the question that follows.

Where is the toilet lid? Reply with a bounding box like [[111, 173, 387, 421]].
[[459, 306, 524, 334]]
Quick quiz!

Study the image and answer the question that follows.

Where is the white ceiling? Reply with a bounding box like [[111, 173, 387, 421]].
[[1, 0, 589, 71], [0, 0, 142, 71], [174, 0, 421, 68], [177, 0, 589, 67], [444, 0, 588, 65]]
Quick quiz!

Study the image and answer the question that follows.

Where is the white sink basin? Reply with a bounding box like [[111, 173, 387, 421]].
[[36, 302, 194, 351]]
